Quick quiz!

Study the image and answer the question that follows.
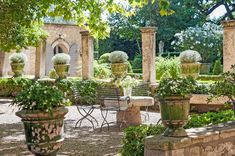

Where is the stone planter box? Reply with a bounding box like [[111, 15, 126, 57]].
[[190, 94, 229, 112]]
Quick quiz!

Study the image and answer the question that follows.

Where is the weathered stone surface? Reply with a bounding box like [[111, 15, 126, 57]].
[[81, 30, 94, 80], [222, 20, 235, 72], [145, 121, 235, 156], [140, 27, 157, 85], [117, 106, 141, 126]]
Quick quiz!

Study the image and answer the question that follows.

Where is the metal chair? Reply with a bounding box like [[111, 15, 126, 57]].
[[97, 86, 130, 131], [71, 85, 99, 130]]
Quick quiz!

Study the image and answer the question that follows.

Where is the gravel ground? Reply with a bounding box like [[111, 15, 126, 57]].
[[0, 99, 161, 156]]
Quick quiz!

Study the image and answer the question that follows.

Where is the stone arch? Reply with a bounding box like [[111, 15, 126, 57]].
[[51, 38, 70, 54]]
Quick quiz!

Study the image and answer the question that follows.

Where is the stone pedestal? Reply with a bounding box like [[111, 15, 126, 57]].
[[222, 20, 235, 72], [117, 106, 141, 126], [145, 121, 235, 156], [140, 27, 157, 84], [81, 31, 94, 80], [35, 40, 46, 79]]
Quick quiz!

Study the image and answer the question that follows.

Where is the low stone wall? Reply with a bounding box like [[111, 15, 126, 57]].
[[190, 94, 229, 112], [144, 121, 235, 156]]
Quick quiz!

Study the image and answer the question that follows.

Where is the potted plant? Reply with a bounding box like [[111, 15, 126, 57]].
[[109, 51, 129, 78], [9, 52, 28, 77], [12, 82, 69, 156], [157, 76, 196, 137], [179, 50, 202, 79], [120, 76, 139, 97], [209, 65, 235, 115], [52, 53, 71, 79]]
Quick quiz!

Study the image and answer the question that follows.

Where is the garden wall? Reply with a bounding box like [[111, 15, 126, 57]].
[[145, 121, 235, 156]]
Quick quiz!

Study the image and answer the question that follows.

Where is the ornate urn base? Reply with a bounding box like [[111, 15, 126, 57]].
[[160, 96, 191, 137], [16, 107, 68, 156], [181, 63, 201, 79], [54, 64, 70, 79]]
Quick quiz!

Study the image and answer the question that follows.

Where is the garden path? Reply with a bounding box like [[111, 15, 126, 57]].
[[0, 99, 161, 156]]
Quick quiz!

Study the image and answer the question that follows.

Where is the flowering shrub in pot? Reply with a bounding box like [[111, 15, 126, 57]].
[[52, 53, 71, 79], [12, 82, 69, 156], [179, 50, 201, 79], [9, 52, 28, 77], [109, 51, 129, 78], [120, 76, 139, 97], [157, 76, 196, 137]]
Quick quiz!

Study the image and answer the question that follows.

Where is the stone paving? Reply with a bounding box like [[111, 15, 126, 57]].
[[0, 99, 161, 156]]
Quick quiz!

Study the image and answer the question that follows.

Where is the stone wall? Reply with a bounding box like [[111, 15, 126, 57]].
[[145, 121, 235, 156], [0, 23, 83, 77]]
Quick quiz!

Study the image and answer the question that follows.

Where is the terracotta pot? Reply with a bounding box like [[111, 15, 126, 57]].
[[160, 96, 191, 137], [16, 107, 68, 156], [111, 63, 128, 78], [181, 63, 201, 79], [10, 63, 25, 77], [54, 64, 69, 79]]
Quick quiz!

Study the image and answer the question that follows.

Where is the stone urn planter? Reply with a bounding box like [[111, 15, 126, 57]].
[[11, 63, 25, 77], [9, 52, 28, 77], [181, 63, 201, 79], [52, 53, 71, 79], [16, 107, 68, 156], [179, 50, 202, 79], [159, 96, 191, 137], [54, 64, 70, 79], [109, 51, 129, 78], [111, 63, 128, 78]]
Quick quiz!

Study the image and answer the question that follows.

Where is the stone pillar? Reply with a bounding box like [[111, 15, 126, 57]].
[[35, 40, 46, 79], [140, 27, 157, 84], [0, 52, 5, 77], [81, 31, 94, 80], [222, 20, 235, 72]]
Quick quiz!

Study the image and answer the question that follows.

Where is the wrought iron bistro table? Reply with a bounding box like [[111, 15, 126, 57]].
[[103, 96, 154, 126]]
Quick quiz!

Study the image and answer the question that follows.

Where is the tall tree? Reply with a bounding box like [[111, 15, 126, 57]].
[[0, 0, 172, 52]]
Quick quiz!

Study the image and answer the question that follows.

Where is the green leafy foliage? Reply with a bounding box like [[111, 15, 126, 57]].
[[12, 82, 69, 113], [155, 57, 181, 80], [210, 66, 235, 101], [0, 0, 172, 52], [212, 60, 223, 75], [185, 110, 235, 129], [132, 54, 142, 71], [0, 78, 33, 97], [121, 125, 165, 156], [121, 109, 235, 156], [73, 80, 100, 105], [98, 53, 111, 64], [94, 60, 111, 79], [157, 77, 196, 98]]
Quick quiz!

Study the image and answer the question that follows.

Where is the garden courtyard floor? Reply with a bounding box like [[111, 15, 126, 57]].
[[0, 98, 161, 156]]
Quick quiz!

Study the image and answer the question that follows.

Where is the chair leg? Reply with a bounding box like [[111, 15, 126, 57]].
[[100, 109, 109, 131]]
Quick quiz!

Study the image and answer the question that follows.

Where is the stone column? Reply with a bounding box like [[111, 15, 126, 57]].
[[35, 40, 46, 79], [222, 20, 235, 72], [140, 27, 157, 84], [81, 31, 94, 80], [0, 52, 5, 77]]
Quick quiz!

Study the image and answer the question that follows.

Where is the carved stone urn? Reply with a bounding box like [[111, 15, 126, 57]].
[[16, 107, 68, 156], [159, 96, 191, 137]]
